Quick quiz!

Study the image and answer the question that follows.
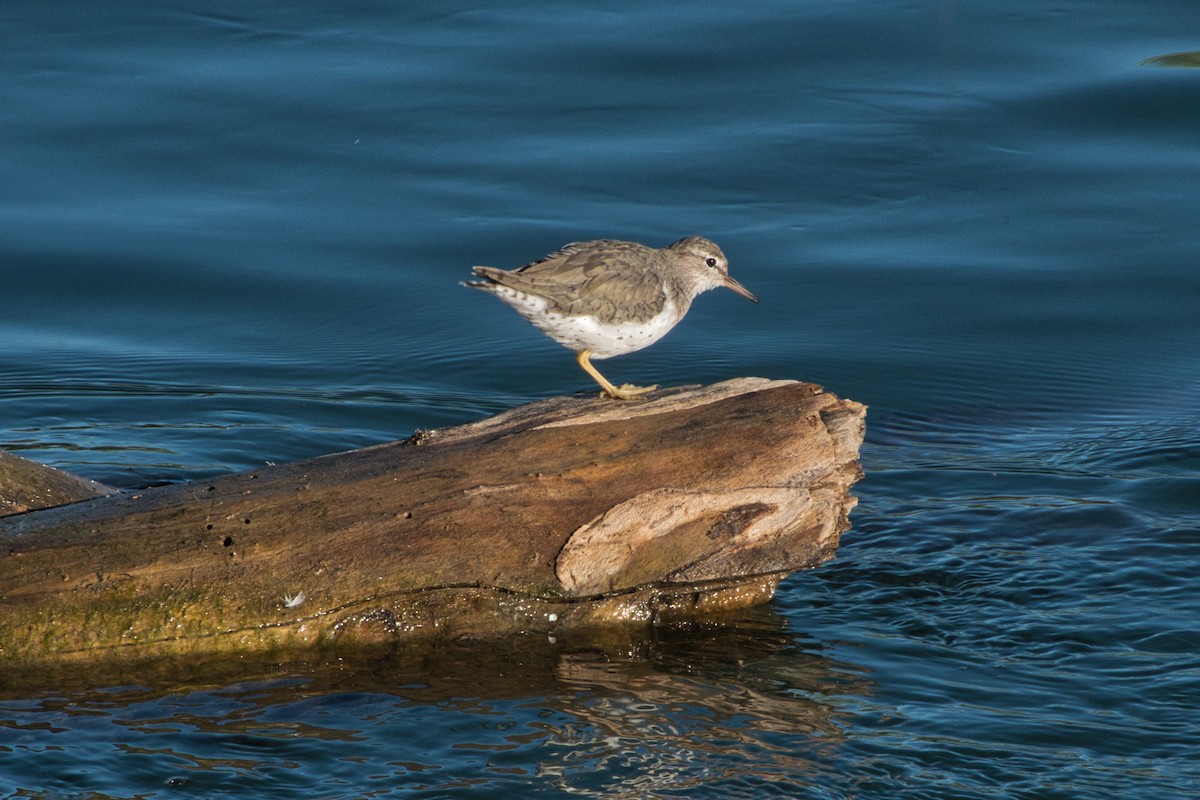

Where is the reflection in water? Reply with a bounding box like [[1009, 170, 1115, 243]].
[[537, 619, 861, 796], [0, 608, 869, 797]]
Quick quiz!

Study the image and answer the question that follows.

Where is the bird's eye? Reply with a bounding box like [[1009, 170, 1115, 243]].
[[705, 257, 717, 268]]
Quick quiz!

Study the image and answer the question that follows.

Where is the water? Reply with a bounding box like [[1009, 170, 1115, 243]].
[[2, 0, 1199, 797]]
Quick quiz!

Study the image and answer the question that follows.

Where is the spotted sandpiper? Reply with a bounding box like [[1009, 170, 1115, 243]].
[[464, 236, 758, 400]]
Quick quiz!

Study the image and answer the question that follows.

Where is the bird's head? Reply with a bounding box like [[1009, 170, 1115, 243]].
[[669, 236, 759, 303]]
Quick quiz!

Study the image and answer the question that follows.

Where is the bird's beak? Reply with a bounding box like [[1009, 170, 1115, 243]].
[[723, 275, 759, 304]]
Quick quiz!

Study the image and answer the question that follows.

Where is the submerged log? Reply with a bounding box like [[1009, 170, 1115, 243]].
[[0, 378, 865, 664], [0, 450, 115, 516]]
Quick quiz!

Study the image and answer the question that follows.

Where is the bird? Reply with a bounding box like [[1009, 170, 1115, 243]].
[[463, 236, 758, 400]]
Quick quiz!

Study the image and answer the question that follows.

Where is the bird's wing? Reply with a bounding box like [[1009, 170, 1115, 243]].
[[487, 240, 667, 322]]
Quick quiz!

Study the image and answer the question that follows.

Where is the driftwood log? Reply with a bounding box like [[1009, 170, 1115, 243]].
[[0, 378, 864, 665]]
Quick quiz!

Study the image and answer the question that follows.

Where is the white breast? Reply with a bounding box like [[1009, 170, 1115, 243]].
[[487, 287, 681, 359]]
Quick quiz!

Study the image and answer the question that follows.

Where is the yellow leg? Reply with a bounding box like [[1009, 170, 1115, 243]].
[[576, 350, 658, 401]]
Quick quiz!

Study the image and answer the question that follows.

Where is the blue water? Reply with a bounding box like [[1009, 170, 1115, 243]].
[[3, 1, 1200, 797]]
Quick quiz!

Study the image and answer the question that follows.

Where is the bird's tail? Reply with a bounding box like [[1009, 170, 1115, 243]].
[[461, 265, 502, 290]]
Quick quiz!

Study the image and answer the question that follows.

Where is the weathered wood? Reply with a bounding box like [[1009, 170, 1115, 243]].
[[0, 378, 865, 664]]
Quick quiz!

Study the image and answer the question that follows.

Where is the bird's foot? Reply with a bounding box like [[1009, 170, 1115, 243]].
[[603, 383, 659, 401]]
